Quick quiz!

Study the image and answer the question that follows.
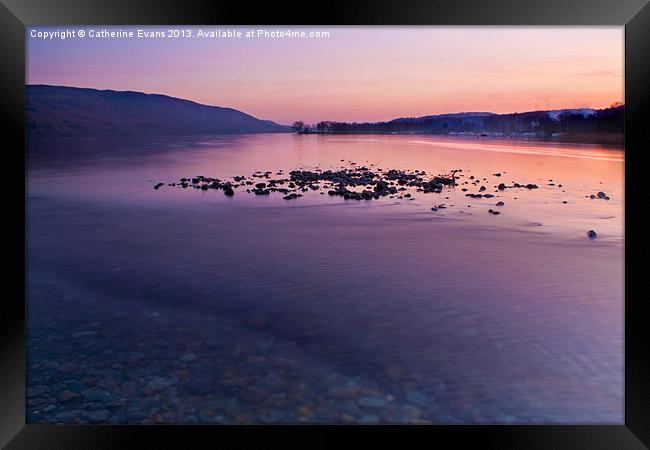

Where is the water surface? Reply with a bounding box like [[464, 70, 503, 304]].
[[27, 134, 624, 424]]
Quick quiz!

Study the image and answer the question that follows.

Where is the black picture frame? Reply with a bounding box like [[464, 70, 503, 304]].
[[2, 0, 649, 448]]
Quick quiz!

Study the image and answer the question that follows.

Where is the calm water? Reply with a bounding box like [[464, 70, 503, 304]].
[[26, 134, 624, 424]]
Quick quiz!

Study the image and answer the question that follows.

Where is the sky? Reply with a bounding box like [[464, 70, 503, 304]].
[[26, 26, 624, 125]]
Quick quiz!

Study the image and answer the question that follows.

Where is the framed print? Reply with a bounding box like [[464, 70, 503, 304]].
[[1, 0, 649, 448]]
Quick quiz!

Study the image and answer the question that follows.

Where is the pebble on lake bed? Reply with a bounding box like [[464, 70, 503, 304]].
[[587, 230, 597, 239]]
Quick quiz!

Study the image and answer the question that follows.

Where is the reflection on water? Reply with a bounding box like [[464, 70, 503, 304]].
[[27, 134, 623, 424]]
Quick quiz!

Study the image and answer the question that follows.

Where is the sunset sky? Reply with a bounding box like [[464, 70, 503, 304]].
[[27, 26, 623, 124]]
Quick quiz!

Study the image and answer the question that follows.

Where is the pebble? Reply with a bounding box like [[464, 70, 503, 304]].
[[57, 390, 80, 402], [239, 386, 268, 404], [184, 374, 213, 395], [328, 386, 361, 400], [144, 376, 177, 394], [57, 362, 79, 373], [358, 396, 388, 409], [27, 386, 49, 398], [405, 390, 429, 408], [359, 414, 381, 424], [86, 409, 111, 423], [54, 410, 82, 422], [179, 353, 197, 362]]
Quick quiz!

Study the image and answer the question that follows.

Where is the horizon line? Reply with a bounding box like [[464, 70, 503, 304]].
[[27, 83, 624, 125]]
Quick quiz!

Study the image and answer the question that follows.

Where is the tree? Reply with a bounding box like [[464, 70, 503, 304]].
[[291, 121, 306, 133]]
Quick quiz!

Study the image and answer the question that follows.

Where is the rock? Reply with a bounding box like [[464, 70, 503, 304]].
[[496, 201, 505, 206], [223, 187, 235, 196], [587, 230, 597, 239], [362, 190, 375, 200], [498, 183, 506, 190], [525, 184, 538, 189], [597, 191, 607, 199]]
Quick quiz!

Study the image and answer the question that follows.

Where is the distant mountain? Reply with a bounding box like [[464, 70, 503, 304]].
[[545, 108, 596, 120], [306, 106, 623, 136], [392, 112, 496, 122], [26, 85, 291, 137]]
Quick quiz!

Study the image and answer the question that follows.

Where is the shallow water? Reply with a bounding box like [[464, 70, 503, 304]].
[[26, 134, 624, 424]]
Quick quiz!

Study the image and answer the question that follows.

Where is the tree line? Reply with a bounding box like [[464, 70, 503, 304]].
[[292, 104, 624, 136]]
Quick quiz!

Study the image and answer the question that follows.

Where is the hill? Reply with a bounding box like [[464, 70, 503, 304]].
[[27, 85, 291, 137]]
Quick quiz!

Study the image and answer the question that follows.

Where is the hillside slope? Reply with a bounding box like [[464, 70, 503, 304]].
[[27, 85, 290, 137]]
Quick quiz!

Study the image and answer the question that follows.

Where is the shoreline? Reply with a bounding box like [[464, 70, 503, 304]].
[[295, 131, 624, 146]]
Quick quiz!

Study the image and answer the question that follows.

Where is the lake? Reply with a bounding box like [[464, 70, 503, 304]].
[[26, 133, 624, 424]]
